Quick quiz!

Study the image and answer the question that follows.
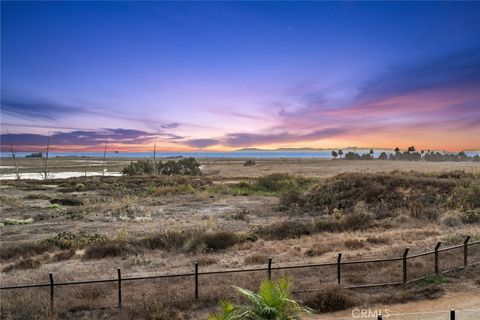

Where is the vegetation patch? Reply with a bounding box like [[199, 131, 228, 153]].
[[50, 197, 84, 206], [0, 241, 53, 261], [46, 231, 106, 250], [305, 286, 358, 313], [2, 218, 34, 225], [2, 258, 41, 273], [122, 157, 202, 176]]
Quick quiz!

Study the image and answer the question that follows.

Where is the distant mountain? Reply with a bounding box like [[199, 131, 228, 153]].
[[235, 147, 394, 152]]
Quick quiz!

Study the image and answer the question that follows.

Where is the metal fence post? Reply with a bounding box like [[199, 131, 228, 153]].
[[464, 236, 471, 268], [435, 241, 442, 275], [268, 257, 272, 280], [337, 252, 342, 285], [403, 247, 409, 284], [117, 269, 122, 309], [49, 273, 54, 315], [194, 262, 199, 301], [450, 309, 455, 320]]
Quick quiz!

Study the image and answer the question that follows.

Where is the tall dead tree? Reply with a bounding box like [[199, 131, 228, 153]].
[[7, 130, 20, 180], [153, 137, 157, 174], [102, 138, 108, 176], [43, 131, 51, 180]]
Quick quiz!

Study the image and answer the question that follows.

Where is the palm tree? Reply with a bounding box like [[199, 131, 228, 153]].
[[331, 150, 338, 159], [394, 147, 400, 153], [338, 149, 343, 158], [208, 277, 310, 320], [369, 149, 374, 157]]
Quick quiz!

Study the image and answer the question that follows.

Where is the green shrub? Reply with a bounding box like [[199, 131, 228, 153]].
[[123, 157, 202, 176], [140, 230, 189, 251], [46, 231, 106, 250], [459, 209, 480, 224], [122, 159, 155, 176], [453, 180, 480, 210], [208, 277, 309, 320]]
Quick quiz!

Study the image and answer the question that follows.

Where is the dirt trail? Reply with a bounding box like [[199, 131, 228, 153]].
[[310, 288, 480, 319]]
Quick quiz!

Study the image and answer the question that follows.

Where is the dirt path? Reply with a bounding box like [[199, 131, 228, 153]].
[[309, 288, 480, 319]]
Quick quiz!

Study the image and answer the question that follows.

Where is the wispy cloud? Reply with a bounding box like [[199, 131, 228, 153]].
[[1, 97, 88, 120], [0, 128, 183, 150]]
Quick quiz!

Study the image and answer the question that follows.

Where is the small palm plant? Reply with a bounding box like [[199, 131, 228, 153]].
[[208, 277, 310, 320]]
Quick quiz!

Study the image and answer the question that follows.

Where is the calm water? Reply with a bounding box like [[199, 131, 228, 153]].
[[1, 150, 479, 159]]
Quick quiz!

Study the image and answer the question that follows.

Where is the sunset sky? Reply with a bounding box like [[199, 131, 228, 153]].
[[1, 1, 479, 152]]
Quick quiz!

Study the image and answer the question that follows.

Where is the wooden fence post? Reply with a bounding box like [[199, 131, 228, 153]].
[[464, 236, 471, 268], [403, 247, 409, 284], [117, 269, 122, 309], [49, 273, 54, 315], [450, 309, 455, 320], [337, 252, 342, 285], [268, 257, 272, 280], [435, 241, 442, 275], [194, 262, 199, 301]]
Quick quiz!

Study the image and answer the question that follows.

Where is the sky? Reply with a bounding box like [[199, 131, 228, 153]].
[[1, 1, 480, 152]]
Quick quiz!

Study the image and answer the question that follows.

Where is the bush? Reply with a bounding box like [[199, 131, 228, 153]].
[[46, 231, 106, 250], [314, 219, 343, 232], [122, 159, 155, 176], [187, 231, 239, 252], [2, 258, 41, 272], [140, 230, 188, 251], [244, 254, 269, 265], [257, 221, 313, 240], [366, 236, 390, 244], [84, 240, 137, 259], [50, 197, 84, 206], [305, 286, 357, 312], [256, 173, 310, 193], [441, 211, 463, 227], [243, 160, 256, 166], [453, 180, 480, 210], [342, 212, 373, 230], [123, 157, 202, 176], [459, 209, 480, 224], [344, 239, 365, 250], [2, 218, 34, 225], [0, 241, 53, 260]]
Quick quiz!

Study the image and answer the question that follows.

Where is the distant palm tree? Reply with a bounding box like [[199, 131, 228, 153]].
[[394, 147, 400, 153], [369, 149, 374, 157], [408, 146, 416, 153], [331, 150, 338, 159], [338, 149, 343, 158]]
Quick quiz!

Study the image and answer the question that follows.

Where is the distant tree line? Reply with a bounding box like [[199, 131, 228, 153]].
[[331, 147, 479, 162]]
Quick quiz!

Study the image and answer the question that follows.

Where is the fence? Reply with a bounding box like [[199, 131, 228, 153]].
[[1, 237, 479, 316]]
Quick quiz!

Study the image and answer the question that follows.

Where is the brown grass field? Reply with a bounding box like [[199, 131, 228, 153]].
[[1, 158, 480, 319]]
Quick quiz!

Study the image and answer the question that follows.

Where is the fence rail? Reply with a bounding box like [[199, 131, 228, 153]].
[[1, 237, 479, 315]]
